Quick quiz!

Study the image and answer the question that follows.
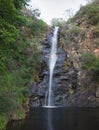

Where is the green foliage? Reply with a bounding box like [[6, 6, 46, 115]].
[[69, 1, 99, 25], [91, 15, 99, 26], [29, 18, 48, 35], [0, 0, 17, 24], [81, 52, 99, 81], [0, 0, 48, 129], [87, 3, 98, 15], [15, 14, 28, 26], [0, 115, 7, 130], [37, 19, 48, 31], [0, 72, 29, 113], [60, 24, 86, 52], [16, 110, 26, 119], [0, 19, 19, 45], [70, 26, 86, 37], [51, 18, 65, 26], [60, 25, 86, 42], [87, 3, 99, 25], [14, 0, 29, 9], [0, 96, 15, 113]]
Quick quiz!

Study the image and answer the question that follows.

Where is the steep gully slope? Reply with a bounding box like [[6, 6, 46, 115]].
[[30, 26, 99, 107]]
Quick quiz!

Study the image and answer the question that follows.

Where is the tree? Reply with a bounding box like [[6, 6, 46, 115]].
[[32, 8, 41, 18], [0, 0, 16, 21], [14, 0, 30, 9], [51, 18, 64, 26], [64, 8, 74, 20]]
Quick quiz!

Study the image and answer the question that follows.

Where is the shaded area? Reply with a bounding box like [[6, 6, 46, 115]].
[[6, 108, 99, 130]]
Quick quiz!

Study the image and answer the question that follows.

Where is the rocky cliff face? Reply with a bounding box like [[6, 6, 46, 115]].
[[29, 24, 99, 107], [59, 19, 99, 107], [29, 28, 78, 107]]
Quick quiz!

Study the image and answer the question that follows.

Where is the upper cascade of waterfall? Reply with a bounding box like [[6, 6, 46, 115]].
[[49, 26, 59, 77], [45, 26, 59, 107]]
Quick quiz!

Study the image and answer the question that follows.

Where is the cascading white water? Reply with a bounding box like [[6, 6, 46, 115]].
[[46, 26, 59, 107]]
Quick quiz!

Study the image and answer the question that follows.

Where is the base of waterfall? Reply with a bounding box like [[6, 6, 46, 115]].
[[43, 105, 62, 108]]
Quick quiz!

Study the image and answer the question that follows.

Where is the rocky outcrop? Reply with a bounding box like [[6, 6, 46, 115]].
[[29, 28, 77, 107], [29, 26, 99, 108], [59, 22, 99, 107]]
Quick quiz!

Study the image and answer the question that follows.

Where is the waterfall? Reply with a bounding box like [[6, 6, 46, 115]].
[[30, 25, 78, 107], [45, 26, 59, 107]]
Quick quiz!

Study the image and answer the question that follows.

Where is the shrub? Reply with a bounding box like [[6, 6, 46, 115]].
[[70, 26, 86, 37], [81, 52, 99, 81], [87, 3, 99, 25], [0, 19, 19, 45], [68, 1, 99, 25], [29, 18, 48, 35], [0, 115, 7, 130], [90, 15, 99, 25]]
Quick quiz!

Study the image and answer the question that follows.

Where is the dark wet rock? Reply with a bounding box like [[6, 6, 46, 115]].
[[96, 87, 99, 98], [30, 82, 38, 95], [40, 70, 48, 78], [37, 88, 46, 97], [46, 34, 53, 43], [29, 96, 41, 107], [59, 75, 69, 80]]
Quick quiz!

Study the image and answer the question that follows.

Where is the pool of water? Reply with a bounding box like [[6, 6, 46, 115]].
[[6, 108, 99, 130]]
